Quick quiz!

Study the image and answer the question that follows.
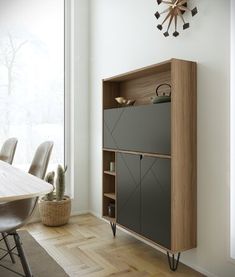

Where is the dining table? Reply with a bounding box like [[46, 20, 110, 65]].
[[0, 160, 53, 203]]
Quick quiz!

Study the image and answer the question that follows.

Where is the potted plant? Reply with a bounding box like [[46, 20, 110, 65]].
[[39, 165, 71, 227]]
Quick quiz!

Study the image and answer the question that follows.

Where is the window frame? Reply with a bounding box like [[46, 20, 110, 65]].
[[64, 0, 75, 198]]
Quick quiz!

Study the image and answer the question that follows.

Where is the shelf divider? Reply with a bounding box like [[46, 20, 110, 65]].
[[104, 193, 116, 200]]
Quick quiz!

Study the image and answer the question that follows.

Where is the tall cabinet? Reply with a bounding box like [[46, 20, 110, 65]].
[[102, 59, 197, 271]]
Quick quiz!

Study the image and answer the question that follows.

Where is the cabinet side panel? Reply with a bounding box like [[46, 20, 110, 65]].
[[171, 60, 197, 251]]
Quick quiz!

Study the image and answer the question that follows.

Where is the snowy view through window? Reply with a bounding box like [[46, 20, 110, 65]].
[[0, 0, 64, 171]]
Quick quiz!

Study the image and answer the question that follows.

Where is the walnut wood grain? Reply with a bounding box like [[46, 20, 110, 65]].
[[103, 60, 171, 82], [104, 193, 116, 200], [104, 170, 116, 176], [103, 82, 119, 109], [120, 71, 171, 106], [171, 59, 197, 252], [102, 148, 171, 159]]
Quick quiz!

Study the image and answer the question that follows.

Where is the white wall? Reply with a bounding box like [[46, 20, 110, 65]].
[[89, 0, 233, 276]]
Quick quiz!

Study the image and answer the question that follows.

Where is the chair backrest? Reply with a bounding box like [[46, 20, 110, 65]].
[[28, 141, 54, 179], [0, 138, 18, 164]]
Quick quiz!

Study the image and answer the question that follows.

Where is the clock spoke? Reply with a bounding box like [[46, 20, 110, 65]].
[[164, 13, 174, 37], [177, 9, 186, 23], [173, 15, 179, 37], [162, 1, 173, 4], [178, 6, 191, 12], [161, 7, 171, 14], [161, 10, 173, 25], [178, 0, 188, 6]]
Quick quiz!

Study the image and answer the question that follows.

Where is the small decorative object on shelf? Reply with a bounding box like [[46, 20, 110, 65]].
[[108, 203, 115, 218], [154, 0, 198, 37], [115, 97, 136, 106], [109, 161, 115, 172], [151, 83, 171, 104], [39, 164, 71, 227]]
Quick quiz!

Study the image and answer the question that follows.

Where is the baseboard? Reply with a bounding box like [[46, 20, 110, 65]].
[[88, 210, 102, 219], [70, 210, 90, 216], [183, 264, 218, 277]]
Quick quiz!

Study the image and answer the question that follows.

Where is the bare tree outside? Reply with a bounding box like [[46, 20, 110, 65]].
[[0, 33, 27, 96], [0, 0, 64, 170], [0, 34, 27, 136]]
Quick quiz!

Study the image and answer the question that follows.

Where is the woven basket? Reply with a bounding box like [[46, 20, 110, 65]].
[[39, 196, 71, 227]]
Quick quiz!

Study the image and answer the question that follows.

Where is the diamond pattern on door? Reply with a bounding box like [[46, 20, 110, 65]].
[[141, 157, 171, 248], [117, 153, 141, 234]]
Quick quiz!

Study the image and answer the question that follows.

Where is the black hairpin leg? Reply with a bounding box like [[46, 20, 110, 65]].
[[167, 251, 180, 271], [2, 232, 16, 263], [110, 222, 116, 237], [13, 232, 33, 277]]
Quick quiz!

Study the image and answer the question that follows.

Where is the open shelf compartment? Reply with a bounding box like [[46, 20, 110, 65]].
[[103, 60, 171, 110], [102, 150, 116, 220]]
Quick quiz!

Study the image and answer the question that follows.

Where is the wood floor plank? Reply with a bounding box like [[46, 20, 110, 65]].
[[25, 214, 204, 277]]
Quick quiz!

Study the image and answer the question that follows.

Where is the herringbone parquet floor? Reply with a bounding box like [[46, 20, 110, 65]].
[[26, 214, 204, 277]]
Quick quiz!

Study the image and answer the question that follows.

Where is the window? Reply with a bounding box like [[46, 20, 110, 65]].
[[0, 0, 65, 171]]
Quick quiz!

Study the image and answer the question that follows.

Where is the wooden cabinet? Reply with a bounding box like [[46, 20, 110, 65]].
[[102, 58, 197, 271]]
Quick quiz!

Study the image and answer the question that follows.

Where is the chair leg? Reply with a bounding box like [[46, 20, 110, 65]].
[[13, 232, 33, 277], [2, 232, 16, 263]]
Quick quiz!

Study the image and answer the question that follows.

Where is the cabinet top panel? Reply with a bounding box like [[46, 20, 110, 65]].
[[103, 58, 196, 82]]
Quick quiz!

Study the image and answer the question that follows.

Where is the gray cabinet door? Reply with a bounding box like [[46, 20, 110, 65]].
[[103, 103, 171, 154], [103, 108, 124, 149], [116, 153, 141, 233], [141, 157, 171, 248]]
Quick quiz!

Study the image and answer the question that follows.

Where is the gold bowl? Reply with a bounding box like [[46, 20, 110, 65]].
[[115, 97, 135, 106], [115, 97, 127, 105]]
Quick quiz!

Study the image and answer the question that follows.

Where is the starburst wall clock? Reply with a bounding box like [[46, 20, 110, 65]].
[[155, 0, 198, 37]]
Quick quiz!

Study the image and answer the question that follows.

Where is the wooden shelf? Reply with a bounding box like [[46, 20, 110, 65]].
[[103, 148, 171, 159], [104, 170, 116, 176], [104, 193, 116, 200], [103, 215, 116, 223]]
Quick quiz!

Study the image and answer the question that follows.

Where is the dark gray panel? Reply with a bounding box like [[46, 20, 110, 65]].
[[117, 153, 141, 233], [104, 104, 171, 154], [103, 108, 124, 149], [141, 157, 171, 248], [103, 124, 117, 149]]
